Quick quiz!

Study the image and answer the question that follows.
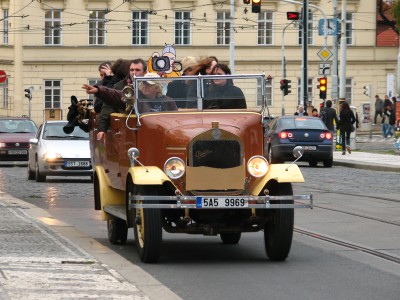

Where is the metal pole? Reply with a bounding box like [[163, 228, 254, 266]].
[[332, 0, 339, 101], [369, 84, 372, 139], [282, 22, 294, 116], [302, 0, 308, 109], [339, 0, 347, 101], [229, 0, 235, 73]]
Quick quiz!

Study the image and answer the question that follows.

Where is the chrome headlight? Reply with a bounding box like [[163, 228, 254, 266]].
[[43, 152, 62, 162], [247, 155, 269, 178], [164, 157, 185, 179]]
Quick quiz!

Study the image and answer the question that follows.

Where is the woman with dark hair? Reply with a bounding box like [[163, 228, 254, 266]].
[[338, 101, 356, 155], [203, 63, 246, 109]]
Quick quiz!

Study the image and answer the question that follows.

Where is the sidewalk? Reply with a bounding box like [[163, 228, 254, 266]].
[[0, 193, 181, 300], [333, 151, 400, 172]]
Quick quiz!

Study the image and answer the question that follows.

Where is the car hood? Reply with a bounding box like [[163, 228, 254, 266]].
[[0, 133, 36, 143], [40, 139, 90, 158]]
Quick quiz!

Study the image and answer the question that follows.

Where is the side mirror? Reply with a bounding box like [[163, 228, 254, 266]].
[[293, 146, 304, 159], [29, 138, 38, 145]]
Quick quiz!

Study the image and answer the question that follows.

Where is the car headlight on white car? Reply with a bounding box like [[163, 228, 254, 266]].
[[164, 157, 185, 179], [247, 155, 269, 178], [43, 152, 62, 162]]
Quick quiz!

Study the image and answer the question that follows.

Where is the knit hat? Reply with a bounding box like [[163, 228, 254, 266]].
[[181, 56, 198, 73]]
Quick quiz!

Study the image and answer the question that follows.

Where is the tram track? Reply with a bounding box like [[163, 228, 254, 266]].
[[294, 227, 400, 265]]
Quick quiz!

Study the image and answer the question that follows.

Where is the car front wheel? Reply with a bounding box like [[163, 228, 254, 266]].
[[35, 160, 46, 182], [27, 162, 35, 180]]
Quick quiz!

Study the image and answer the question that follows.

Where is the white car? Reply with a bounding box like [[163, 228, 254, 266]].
[[28, 121, 92, 182]]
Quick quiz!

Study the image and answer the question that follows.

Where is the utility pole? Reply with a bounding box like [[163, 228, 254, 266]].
[[229, 0, 235, 73], [302, 0, 309, 109], [339, 0, 347, 102], [332, 0, 339, 101]]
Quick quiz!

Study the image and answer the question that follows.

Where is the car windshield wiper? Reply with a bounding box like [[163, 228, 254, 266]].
[[45, 135, 68, 139], [66, 136, 88, 139]]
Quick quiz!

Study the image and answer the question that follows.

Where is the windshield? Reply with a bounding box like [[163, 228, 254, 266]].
[[0, 119, 37, 133], [132, 74, 266, 114], [279, 118, 326, 130], [43, 123, 89, 139]]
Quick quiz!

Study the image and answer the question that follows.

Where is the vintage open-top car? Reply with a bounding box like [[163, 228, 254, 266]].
[[88, 74, 312, 263]]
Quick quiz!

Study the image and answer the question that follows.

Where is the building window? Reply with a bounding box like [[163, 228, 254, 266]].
[[132, 11, 148, 45], [3, 9, 8, 44], [298, 11, 313, 45], [174, 11, 191, 45], [297, 78, 313, 105], [89, 10, 106, 45], [258, 11, 273, 45], [45, 10, 62, 45], [339, 12, 353, 45], [217, 11, 230, 45], [44, 80, 62, 108], [1, 82, 8, 108]]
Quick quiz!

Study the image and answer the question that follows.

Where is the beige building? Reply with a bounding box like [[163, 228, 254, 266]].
[[0, 0, 397, 126]]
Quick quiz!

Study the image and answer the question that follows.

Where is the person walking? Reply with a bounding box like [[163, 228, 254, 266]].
[[337, 101, 356, 155], [373, 95, 384, 125], [320, 100, 339, 132]]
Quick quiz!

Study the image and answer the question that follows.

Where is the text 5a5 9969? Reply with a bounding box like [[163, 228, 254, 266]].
[[196, 197, 248, 208]]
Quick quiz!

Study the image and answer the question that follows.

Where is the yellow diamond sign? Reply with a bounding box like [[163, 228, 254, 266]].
[[317, 47, 333, 61]]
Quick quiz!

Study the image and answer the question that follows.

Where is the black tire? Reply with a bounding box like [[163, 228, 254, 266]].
[[27, 163, 35, 180], [220, 232, 241, 244], [107, 217, 128, 245], [264, 181, 294, 261], [308, 160, 318, 167], [130, 182, 162, 263], [323, 158, 333, 168], [35, 160, 46, 182]]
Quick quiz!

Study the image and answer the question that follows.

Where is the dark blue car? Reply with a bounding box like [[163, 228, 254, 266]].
[[265, 116, 333, 167]]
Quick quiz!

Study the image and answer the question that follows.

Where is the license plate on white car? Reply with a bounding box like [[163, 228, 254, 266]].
[[65, 161, 90, 167], [303, 146, 316, 151], [8, 150, 27, 155], [196, 197, 249, 208]]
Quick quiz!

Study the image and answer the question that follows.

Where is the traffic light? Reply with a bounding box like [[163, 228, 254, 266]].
[[251, 0, 261, 13], [280, 79, 292, 96], [320, 102, 324, 109], [287, 12, 300, 20], [24, 88, 32, 100], [318, 77, 327, 100], [363, 85, 370, 96]]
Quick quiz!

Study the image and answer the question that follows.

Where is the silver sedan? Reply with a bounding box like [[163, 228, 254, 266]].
[[27, 121, 92, 182]]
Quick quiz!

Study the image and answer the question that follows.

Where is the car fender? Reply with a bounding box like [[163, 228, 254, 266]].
[[249, 164, 305, 195], [95, 165, 125, 220], [128, 166, 175, 186]]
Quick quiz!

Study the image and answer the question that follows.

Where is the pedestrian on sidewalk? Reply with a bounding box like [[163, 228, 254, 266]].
[[338, 101, 356, 155], [320, 100, 339, 132], [294, 105, 308, 116], [373, 95, 384, 125], [383, 101, 396, 138]]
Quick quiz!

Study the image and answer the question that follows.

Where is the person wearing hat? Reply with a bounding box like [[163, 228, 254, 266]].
[[166, 56, 198, 108], [139, 73, 177, 112]]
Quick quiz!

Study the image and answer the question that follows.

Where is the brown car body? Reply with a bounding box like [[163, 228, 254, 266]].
[[89, 74, 312, 263]]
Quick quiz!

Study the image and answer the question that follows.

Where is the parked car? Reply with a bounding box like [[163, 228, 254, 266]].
[[265, 115, 333, 167], [27, 120, 92, 181], [0, 116, 38, 161]]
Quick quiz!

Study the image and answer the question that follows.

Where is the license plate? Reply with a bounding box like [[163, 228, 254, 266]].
[[65, 161, 90, 167], [196, 197, 249, 208], [8, 150, 27, 155], [303, 146, 316, 151]]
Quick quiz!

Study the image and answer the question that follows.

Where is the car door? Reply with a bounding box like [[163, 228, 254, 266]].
[[28, 124, 43, 170]]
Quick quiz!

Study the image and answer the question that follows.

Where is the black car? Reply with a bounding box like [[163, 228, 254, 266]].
[[0, 116, 38, 161], [265, 115, 333, 167]]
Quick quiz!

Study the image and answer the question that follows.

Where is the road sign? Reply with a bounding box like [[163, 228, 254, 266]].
[[318, 63, 331, 76], [0, 70, 6, 84], [318, 18, 339, 36], [317, 47, 333, 61]]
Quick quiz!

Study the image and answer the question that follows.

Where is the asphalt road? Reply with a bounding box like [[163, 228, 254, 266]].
[[0, 162, 399, 300]]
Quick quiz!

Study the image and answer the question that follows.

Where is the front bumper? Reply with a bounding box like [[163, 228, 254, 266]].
[[130, 194, 313, 209]]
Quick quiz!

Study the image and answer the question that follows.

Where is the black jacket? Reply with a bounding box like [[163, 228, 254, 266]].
[[204, 80, 246, 109], [338, 108, 356, 132], [320, 107, 339, 131]]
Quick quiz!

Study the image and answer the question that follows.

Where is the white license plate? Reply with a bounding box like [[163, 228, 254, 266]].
[[65, 161, 90, 167], [303, 146, 316, 151], [196, 197, 249, 208], [8, 150, 27, 155]]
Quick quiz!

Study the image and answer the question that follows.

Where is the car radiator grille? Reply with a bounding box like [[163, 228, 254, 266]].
[[4, 142, 29, 148], [191, 140, 242, 168]]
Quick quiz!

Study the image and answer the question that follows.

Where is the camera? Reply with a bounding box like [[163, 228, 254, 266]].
[[152, 56, 170, 72]]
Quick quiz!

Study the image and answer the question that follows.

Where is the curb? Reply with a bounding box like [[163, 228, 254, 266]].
[[333, 160, 400, 172]]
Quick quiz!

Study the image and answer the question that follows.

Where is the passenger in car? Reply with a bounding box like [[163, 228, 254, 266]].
[[138, 73, 177, 113], [203, 63, 246, 109]]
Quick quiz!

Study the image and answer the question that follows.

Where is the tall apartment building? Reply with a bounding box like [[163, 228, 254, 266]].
[[0, 0, 397, 125]]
